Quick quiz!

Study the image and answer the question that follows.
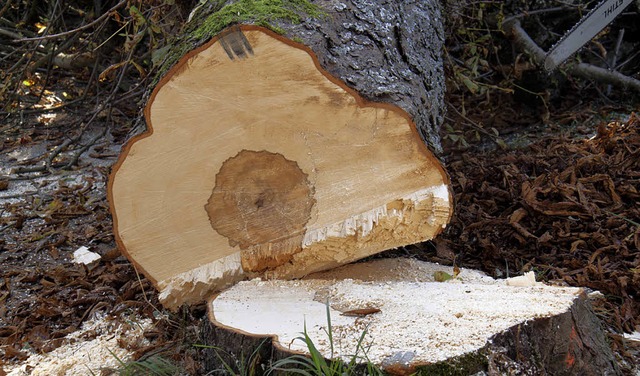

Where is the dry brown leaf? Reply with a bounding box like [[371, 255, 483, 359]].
[[341, 308, 381, 317], [2, 346, 28, 361]]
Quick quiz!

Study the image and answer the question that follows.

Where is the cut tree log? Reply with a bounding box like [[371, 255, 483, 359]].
[[205, 258, 621, 375], [108, 25, 452, 309]]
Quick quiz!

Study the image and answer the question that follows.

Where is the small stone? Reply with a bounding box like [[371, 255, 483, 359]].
[[73, 246, 101, 264]]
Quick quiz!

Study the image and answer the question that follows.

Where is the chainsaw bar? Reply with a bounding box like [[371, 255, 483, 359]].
[[544, 0, 634, 71]]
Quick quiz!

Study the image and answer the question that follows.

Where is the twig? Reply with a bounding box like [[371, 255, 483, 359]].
[[13, 0, 126, 42], [615, 49, 640, 71], [0, 191, 38, 200], [11, 43, 129, 173], [0, 17, 33, 35], [64, 126, 108, 168], [503, 5, 582, 23], [29, 30, 84, 73], [12, 136, 76, 173], [0, 43, 21, 61], [0, 27, 23, 39], [572, 62, 640, 91], [504, 19, 640, 92], [0, 97, 86, 116], [132, 263, 161, 313], [446, 104, 506, 148], [0, 0, 13, 19], [607, 28, 625, 95], [503, 19, 547, 65]]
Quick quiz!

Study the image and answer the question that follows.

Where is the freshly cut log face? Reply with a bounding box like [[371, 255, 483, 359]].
[[108, 26, 452, 309], [209, 259, 590, 374]]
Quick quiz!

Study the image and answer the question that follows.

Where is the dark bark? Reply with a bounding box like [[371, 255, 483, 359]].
[[200, 318, 277, 374], [487, 294, 620, 375]]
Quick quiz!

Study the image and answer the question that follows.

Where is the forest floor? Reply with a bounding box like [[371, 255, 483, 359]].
[[1, 3, 640, 375], [1, 71, 639, 375]]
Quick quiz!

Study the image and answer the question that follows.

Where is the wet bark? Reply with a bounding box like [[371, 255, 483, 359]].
[[285, 0, 446, 154]]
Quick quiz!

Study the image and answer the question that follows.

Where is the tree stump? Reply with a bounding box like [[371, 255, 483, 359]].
[[109, 24, 451, 309], [204, 259, 620, 375]]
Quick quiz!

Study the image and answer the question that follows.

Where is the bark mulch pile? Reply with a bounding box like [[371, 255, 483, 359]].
[[439, 112, 640, 365]]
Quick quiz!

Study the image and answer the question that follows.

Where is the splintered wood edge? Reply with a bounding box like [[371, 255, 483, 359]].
[[207, 259, 585, 373], [107, 25, 452, 309], [155, 185, 451, 308]]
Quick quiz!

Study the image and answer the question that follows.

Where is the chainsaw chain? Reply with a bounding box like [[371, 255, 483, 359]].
[[544, 0, 625, 70]]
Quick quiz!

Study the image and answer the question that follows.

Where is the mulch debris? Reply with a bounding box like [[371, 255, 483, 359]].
[[0, 167, 205, 372], [439, 112, 639, 364]]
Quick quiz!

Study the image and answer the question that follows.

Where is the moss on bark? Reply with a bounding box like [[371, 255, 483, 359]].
[[152, 0, 324, 86], [413, 351, 488, 375], [193, 0, 324, 38]]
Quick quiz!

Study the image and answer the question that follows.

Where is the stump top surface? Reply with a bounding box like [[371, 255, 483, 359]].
[[210, 258, 583, 370]]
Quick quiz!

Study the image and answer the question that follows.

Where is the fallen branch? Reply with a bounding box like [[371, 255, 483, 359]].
[[0, 0, 13, 19], [0, 26, 23, 39], [504, 18, 640, 92], [446, 103, 505, 147]]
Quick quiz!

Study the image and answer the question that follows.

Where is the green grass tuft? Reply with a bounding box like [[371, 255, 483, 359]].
[[104, 348, 179, 376], [193, 339, 267, 376], [268, 303, 385, 376]]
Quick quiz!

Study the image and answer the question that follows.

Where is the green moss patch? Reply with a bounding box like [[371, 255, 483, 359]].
[[413, 350, 488, 376], [153, 0, 324, 86], [194, 0, 325, 38]]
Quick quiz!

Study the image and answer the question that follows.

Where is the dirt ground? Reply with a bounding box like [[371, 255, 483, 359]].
[[1, 2, 640, 375]]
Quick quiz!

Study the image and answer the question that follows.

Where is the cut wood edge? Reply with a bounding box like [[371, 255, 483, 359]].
[[208, 258, 619, 374], [157, 184, 450, 308], [108, 25, 452, 310]]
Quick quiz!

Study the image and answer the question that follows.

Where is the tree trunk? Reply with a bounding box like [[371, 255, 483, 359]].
[[106, 2, 621, 373], [283, 0, 446, 154]]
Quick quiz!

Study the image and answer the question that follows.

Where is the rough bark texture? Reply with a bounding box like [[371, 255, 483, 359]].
[[487, 294, 620, 375], [160, 0, 445, 153], [200, 318, 278, 373]]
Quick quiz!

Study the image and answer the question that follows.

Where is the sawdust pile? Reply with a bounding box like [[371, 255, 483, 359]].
[[4, 314, 151, 376]]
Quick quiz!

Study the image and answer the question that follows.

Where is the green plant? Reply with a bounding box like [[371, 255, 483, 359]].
[[104, 349, 179, 376], [193, 340, 267, 376], [268, 303, 385, 376], [193, 0, 325, 39]]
